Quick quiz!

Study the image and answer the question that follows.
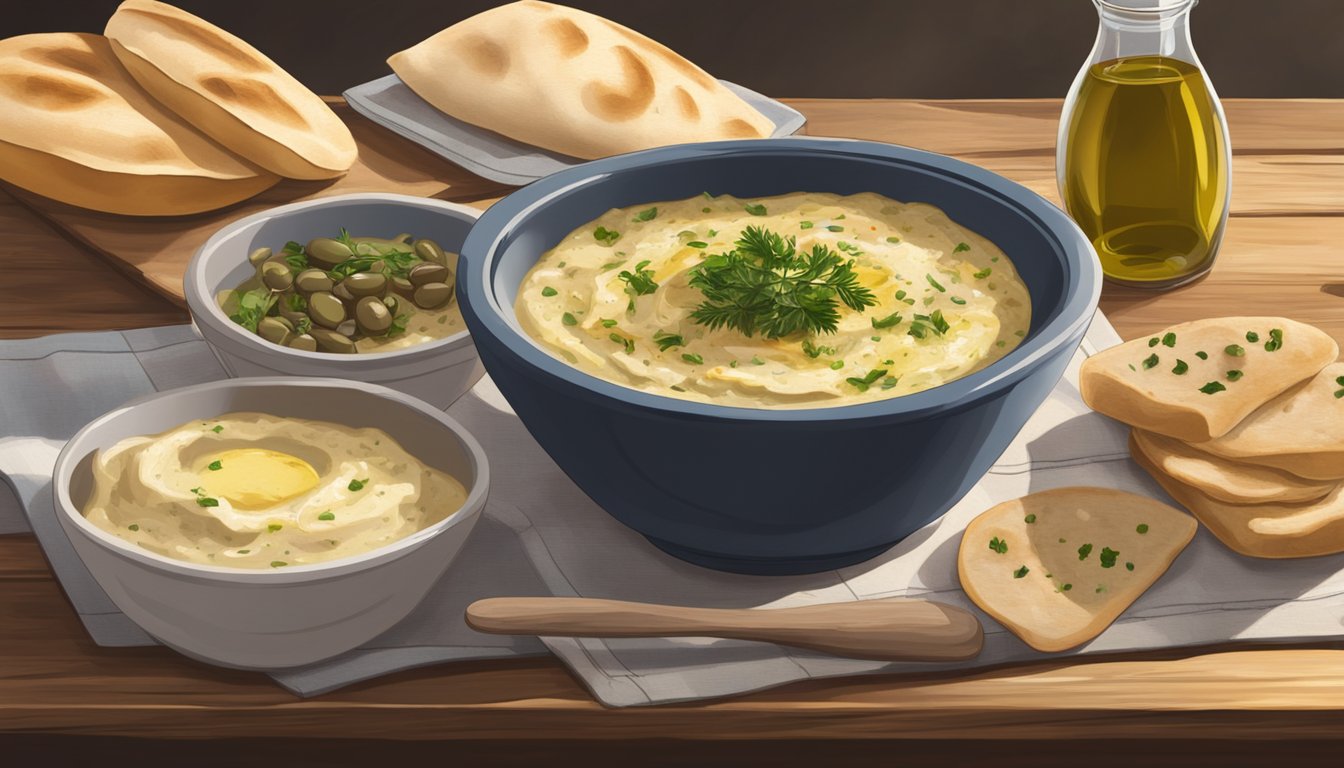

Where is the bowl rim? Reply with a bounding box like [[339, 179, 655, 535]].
[[459, 137, 1101, 423], [185, 192, 480, 365], [51, 376, 490, 584]]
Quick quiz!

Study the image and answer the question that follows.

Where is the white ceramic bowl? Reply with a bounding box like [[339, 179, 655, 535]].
[[185, 193, 484, 409], [52, 377, 489, 669]]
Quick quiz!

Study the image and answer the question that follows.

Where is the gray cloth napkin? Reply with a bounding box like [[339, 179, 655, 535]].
[[4, 314, 1344, 707], [341, 75, 808, 186]]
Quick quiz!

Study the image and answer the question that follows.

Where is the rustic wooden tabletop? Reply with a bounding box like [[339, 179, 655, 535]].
[[2, 98, 1343, 759]]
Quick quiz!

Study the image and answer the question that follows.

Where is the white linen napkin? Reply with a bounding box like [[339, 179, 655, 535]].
[[3, 313, 1343, 707]]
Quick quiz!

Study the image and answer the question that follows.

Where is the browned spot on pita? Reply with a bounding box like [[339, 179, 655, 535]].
[[199, 76, 307, 129], [122, 136, 179, 164], [118, 7, 267, 72], [580, 45, 654, 123], [546, 18, 589, 57], [673, 86, 700, 121], [721, 118, 764, 138], [459, 33, 510, 77], [23, 45, 105, 79], [601, 19, 716, 90], [0, 73, 105, 111]]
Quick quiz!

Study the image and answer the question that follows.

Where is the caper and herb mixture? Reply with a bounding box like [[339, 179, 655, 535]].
[[218, 230, 463, 354]]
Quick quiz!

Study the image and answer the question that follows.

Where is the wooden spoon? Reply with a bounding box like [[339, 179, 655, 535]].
[[465, 596, 983, 662]]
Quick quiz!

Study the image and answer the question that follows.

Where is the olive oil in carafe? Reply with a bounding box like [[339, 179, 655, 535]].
[[1062, 56, 1229, 287]]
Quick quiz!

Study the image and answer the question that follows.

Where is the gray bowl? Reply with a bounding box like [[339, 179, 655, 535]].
[[458, 137, 1101, 575], [185, 193, 484, 409], [52, 377, 489, 669]]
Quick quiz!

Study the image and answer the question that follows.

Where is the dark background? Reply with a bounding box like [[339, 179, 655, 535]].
[[3, 0, 1342, 98]]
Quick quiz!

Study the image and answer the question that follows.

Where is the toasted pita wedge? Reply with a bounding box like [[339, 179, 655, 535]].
[[1131, 430, 1334, 505]]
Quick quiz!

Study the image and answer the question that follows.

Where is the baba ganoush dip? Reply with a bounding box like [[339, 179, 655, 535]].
[[81, 413, 468, 568], [516, 192, 1032, 408]]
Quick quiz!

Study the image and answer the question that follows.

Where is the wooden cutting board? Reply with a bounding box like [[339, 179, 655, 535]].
[[3, 100, 514, 306]]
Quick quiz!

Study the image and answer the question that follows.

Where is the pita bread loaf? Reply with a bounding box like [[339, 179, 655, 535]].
[[958, 487, 1196, 652], [1080, 317, 1337, 442], [1193, 362, 1344, 481], [1130, 430, 1334, 505], [0, 32, 275, 216], [1132, 446, 1344, 558], [388, 1, 774, 160], [104, 0, 356, 179]]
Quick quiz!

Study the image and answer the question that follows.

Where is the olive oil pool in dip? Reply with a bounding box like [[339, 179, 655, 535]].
[[1060, 55, 1230, 288]]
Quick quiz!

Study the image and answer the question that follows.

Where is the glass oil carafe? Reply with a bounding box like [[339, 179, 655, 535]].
[[1058, 0, 1230, 289]]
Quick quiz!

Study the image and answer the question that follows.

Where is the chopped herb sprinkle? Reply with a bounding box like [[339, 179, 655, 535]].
[[744, 203, 768, 216], [829, 360, 845, 370], [950, 296, 967, 305], [348, 478, 368, 492], [1142, 353, 1159, 370], [562, 312, 578, 326], [1162, 332, 1177, 347], [687, 241, 708, 249], [953, 242, 971, 253], [973, 267, 992, 280], [1225, 344, 1245, 357], [799, 221, 814, 229], [1137, 524, 1149, 534], [128, 524, 139, 531], [601, 318, 618, 328], [1013, 565, 1030, 579], [541, 286, 558, 297], [845, 367, 889, 392], [989, 537, 1008, 554], [926, 274, 947, 292], [211, 425, 224, 433], [1062, 583, 1073, 592], [1148, 337, 1160, 348], [1099, 547, 1119, 568], [270, 561, 287, 568], [1265, 328, 1284, 351], [1195, 351, 1209, 360], [1024, 514, 1037, 524], [826, 225, 845, 232], [633, 207, 658, 222], [1126, 562, 1135, 571], [1172, 359, 1189, 375], [268, 523, 283, 532], [871, 312, 903, 329], [593, 226, 620, 246], [196, 496, 219, 508], [1246, 331, 1260, 343], [207, 460, 223, 471], [1077, 543, 1093, 560], [681, 352, 704, 365], [1226, 369, 1244, 381], [654, 330, 684, 351], [318, 511, 335, 521], [886, 236, 901, 243], [1200, 381, 1227, 395]]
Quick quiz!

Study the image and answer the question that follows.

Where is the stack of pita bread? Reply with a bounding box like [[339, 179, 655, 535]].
[[0, 0, 355, 216], [388, 1, 774, 160], [1080, 316, 1344, 558]]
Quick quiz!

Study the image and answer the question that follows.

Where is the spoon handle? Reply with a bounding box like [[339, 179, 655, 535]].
[[465, 597, 983, 662]]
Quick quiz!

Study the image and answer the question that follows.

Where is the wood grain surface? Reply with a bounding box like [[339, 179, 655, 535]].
[[2, 98, 1344, 747]]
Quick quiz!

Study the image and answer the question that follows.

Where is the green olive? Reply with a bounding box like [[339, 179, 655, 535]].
[[413, 281, 454, 309], [310, 328, 356, 354], [332, 282, 356, 303], [343, 271, 387, 298], [294, 269, 334, 294], [286, 333, 318, 352], [413, 239, 448, 266], [390, 276, 416, 299], [248, 246, 273, 266], [256, 317, 293, 346], [408, 262, 451, 287], [392, 233, 413, 244], [355, 296, 393, 336], [260, 261, 293, 291], [306, 237, 353, 268], [307, 291, 347, 329]]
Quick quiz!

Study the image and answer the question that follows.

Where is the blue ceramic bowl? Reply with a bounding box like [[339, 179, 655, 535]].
[[458, 138, 1100, 575]]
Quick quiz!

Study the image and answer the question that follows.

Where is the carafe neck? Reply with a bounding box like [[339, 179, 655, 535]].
[[1091, 0, 1198, 63]]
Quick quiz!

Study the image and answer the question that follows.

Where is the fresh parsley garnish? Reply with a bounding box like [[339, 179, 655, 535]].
[[801, 338, 836, 358], [1225, 344, 1245, 357], [1195, 351, 1209, 360], [845, 367, 889, 392], [925, 274, 946, 292], [1162, 332, 1177, 348], [826, 225, 844, 232], [989, 537, 1008, 554], [1077, 543, 1093, 560], [744, 203, 768, 216], [1136, 524, 1149, 534], [1246, 331, 1260, 343], [681, 352, 704, 365], [686, 241, 708, 249], [653, 330, 684, 351], [600, 318, 618, 328], [1013, 565, 1029, 579], [1099, 547, 1119, 568], [609, 333, 634, 354], [594, 226, 621, 246], [387, 314, 410, 337], [207, 460, 223, 471], [348, 478, 368, 492], [633, 207, 658, 222], [318, 511, 335, 521], [687, 226, 877, 338], [1226, 369, 1244, 381], [871, 312, 902, 329], [953, 242, 971, 253], [1142, 353, 1159, 370], [907, 311, 949, 339], [562, 312, 578, 326], [1172, 359, 1188, 375], [1200, 381, 1226, 395], [618, 260, 659, 299], [228, 288, 278, 333], [197, 496, 219, 508], [541, 286, 558, 297], [973, 267, 992, 279], [1264, 328, 1284, 351], [1024, 514, 1037, 524]]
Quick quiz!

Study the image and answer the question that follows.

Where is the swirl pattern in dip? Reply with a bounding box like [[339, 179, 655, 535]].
[[516, 192, 1032, 408], [82, 413, 467, 568]]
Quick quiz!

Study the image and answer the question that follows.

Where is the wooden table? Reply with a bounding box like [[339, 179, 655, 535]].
[[3, 99, 1343, 763]]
